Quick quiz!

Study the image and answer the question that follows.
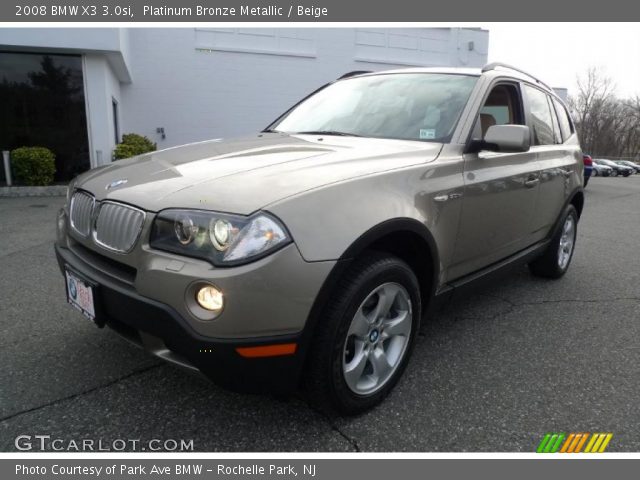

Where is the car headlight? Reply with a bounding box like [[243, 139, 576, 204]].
[[149, 209, 291, 266]]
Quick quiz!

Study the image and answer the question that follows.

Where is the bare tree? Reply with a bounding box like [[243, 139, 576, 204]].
[[570, 68, 640, 160]]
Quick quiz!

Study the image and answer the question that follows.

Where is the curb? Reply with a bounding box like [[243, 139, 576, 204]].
[[0, 186, 67, 198]]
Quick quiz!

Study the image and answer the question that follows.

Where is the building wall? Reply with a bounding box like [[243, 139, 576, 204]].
[[83, 54, 123, 166], [120, 28, 489, 150], [0, 27, 489, 171]]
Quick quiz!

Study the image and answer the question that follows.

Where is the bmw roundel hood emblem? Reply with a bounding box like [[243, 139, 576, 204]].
[[106, 179, 128, 190]]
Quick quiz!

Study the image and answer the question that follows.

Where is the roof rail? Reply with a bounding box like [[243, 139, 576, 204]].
[[338, 70, 372, 80], [482, 62, 553, 92]]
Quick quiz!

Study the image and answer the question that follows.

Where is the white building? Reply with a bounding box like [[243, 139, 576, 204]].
[[0, 28, 489, 181]]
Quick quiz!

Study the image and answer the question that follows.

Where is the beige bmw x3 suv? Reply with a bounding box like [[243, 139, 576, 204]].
[[55, 63, 583, 414]]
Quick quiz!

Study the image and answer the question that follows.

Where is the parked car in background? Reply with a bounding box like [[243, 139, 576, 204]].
[[615, 160, 640, 174], [591, 162, 613, 177], [595, 159, 633, 177], [583, 154, 593, 186]]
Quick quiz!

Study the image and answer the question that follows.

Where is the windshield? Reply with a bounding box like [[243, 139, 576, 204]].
[[271, 73, 478, 143]]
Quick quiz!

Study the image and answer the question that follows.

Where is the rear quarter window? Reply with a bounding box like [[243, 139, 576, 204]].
[[552, 97, 574, 141]]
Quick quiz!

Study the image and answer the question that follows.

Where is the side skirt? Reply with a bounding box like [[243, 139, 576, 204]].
[[429, 239, 550, 312]]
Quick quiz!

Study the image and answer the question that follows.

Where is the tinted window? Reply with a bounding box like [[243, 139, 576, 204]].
[[273, 73, 478, 143], [473, 83, 523, 139], [524, 85, 555, 145], [553, 98, 573, 141], [0, 52, 90, 182], [548, 96, 562, 144]]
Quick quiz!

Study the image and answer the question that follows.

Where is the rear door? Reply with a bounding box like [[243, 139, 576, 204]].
[[448, 80, 540, 280], [523, 85, 579, 242]]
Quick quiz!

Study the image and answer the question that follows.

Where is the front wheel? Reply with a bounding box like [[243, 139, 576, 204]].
[[304, 252, 421, 415], [529, 205, 578, 279]]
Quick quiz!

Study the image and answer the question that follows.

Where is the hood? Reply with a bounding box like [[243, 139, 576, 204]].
[[75, 133, 442, 214]]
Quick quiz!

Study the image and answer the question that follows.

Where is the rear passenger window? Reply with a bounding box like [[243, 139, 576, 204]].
[[524, 85, 555, 145], [553, 98, 573, 141]]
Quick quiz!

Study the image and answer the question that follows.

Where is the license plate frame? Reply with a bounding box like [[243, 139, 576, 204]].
[[64, 268, 96, 321]]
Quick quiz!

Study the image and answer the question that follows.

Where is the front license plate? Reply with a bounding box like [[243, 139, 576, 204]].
[[65, 269, 96, 320]]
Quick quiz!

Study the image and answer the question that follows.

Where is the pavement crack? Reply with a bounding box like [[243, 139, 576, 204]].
[[518, 297, 640, 306], [478, 293, 640, 308], [326, 421, 361, 452], [302, 401, 361, 452], [0, 364, 162, 424]]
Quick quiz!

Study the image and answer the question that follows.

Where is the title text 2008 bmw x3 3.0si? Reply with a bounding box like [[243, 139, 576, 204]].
[[55, 63, 584, 414]]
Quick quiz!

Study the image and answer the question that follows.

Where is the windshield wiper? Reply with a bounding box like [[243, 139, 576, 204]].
[[293, 130, 361, 137]]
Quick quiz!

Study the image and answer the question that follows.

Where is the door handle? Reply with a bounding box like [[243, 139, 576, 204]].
[[434, 192, 463, 203], [524, 176, 540, 188]]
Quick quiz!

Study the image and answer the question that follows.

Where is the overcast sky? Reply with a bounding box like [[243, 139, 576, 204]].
[[484, 23, 640, 99]]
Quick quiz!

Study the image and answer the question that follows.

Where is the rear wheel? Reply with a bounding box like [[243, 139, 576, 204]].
[[304, 252, 421, 415], [529, 205, 578, 279], [592, 169, 598, 177], [611, 169, 618, 177]]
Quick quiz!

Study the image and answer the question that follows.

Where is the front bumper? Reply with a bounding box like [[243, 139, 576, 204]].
[[56, 243, 313, 392]]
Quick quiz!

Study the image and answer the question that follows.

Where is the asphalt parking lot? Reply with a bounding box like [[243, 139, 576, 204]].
[[1, 176, 639, 452]]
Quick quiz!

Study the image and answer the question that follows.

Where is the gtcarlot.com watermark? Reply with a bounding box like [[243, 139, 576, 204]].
[[15, 435, 194, 452]]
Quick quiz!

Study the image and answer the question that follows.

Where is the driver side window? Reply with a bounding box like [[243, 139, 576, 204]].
[[472, 83, 524, 140]]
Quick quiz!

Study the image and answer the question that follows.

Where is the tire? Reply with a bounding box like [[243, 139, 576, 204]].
[[592, 169, 598, 177], [304, 252, 421, 415], [529, 205, 578, 279], [611, 170, 618, 177]]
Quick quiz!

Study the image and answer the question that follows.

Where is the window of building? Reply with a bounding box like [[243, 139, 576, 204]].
[[0, 52, 89, 182], [112, 98, 120, 144]]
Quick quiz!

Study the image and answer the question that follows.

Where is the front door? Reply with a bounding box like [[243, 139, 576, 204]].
[[448, 81, 540, 280]]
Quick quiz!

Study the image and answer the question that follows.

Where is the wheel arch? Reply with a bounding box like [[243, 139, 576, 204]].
[[570, 189, 585, 219], [294, 217, 440, 384]]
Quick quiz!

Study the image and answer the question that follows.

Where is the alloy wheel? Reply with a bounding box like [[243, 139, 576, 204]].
[[558, 215, 576, 270], [342, 282, 412, 395]]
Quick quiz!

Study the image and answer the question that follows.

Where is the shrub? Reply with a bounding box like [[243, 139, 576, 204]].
[[113, 133, 157, 160], [11, 147, 56, 186]]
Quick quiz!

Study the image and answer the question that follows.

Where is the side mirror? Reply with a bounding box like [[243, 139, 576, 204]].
[[482, 125, 531, 153]]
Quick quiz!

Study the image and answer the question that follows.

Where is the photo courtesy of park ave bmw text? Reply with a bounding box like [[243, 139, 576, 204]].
[[1, 0, 640, 478]]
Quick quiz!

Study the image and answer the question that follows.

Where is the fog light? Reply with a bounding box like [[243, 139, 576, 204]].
[[196, 285, 224, 312]]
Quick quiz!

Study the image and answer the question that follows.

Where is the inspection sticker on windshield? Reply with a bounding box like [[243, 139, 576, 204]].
[[420, 129, 436, 139]]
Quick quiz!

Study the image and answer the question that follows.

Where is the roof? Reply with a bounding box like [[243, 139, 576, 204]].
[[349, 64, 560, 99]]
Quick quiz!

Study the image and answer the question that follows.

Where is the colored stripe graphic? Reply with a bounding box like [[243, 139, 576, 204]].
[[537, 433, 565, 453], [559, 433, 575, 453], [537, 434, 552, 453], [585, 433, 614, 453], [550, 433, 565, 453], [584, 433, 598, 453], [538, 433, 613, 453], [574, 433, 589, 453], [598, 433, 613, 453]]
